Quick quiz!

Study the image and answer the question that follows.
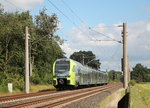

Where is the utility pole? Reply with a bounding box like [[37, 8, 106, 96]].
[[123, 23, 128, 89], [25, 26, 29, 93]]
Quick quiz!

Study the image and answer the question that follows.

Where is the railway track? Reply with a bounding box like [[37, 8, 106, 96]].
[[41, 83, 122, 108], [0, 83, 122, 108], [0, 90, 67, 102], [0, 90, 70, 107]]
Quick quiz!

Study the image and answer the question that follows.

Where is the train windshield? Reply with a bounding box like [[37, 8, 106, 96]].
[[55, 60, 70, 76]]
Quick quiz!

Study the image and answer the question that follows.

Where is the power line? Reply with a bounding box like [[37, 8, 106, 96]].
[[47, 0, 95, 41], [61, 0, 120, 43], [51, 0, 120, 43], [93, 25, 123, 28], [61, 0, 84, 24], [60, 1, 100, 40], [47, 0, 77, 27], [91, 39, 121, 42], [89, 27, 122, 43]]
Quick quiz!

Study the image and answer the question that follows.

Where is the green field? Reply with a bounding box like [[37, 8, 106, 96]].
[[130, 83, 150, 108]]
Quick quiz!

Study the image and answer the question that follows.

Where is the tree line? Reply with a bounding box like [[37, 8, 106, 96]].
[[131, 63, 150, 82], [0, 7, 65, 91], [108, 63, 150, 83]]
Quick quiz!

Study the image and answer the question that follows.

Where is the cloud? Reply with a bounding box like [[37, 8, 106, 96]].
[[0, 0, 44, 11], [61, 21, 150, 70], [128, 21, 150, 61], [61, 23, 122, 70], [60, 43, 79, 58]]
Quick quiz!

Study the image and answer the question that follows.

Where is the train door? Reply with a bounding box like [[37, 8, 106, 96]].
[[78, 67, 82, 85]]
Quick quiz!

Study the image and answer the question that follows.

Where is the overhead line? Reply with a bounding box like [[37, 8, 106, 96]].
[[61, 0, 85, 24], [61, 0, 100, 40], [47, 0, 77, 27], [47, 0, 121, 43], [93, 25, 123, 28], [60, 1, 122, 43], [50, 0, 120, 43], [89, 27, 121, 43], [47, 0, 95, 41]]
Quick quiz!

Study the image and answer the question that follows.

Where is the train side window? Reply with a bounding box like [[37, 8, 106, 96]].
[[78, 68, 81, 74]]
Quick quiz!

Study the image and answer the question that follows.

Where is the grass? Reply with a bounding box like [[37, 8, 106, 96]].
[[130, 83, 150, 108], [0, 84, 55, 97], [0, 89, 23, 97], [30, 84, 55, 93]]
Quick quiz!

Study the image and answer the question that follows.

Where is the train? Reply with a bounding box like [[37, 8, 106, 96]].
[[52, 58, 108, 89]]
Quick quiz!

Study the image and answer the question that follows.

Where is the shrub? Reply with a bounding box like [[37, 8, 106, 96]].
[[129, 80, 137, 86], [0, 85, 8, 93], [43, 74, 52, 84]]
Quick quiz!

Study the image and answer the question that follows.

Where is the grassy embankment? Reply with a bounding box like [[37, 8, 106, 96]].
[[130, 83, 150, 108], [0, 84, 55, 97]]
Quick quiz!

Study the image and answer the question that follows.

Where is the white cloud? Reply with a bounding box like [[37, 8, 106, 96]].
[[128, 21, 150, 62], [147, 23, 150, 31], [60, 43, 78, 58], [0, 0, 44, 11], [61, 22, 150, 70], [60, 23, 122, 70]]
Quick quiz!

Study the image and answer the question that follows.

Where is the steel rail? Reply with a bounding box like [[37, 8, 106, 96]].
[[42, 83, 122, 108], [7, 83, 122, 108], [0, 90, 67, 102]]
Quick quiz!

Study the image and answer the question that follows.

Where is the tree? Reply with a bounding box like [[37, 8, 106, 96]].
[[70, 51, 101, 69], [0, 10, 33, 90], [0, 6, 65, 90], [31, 9, 65, 84], [108, 70, 122, 82], [131, 63, 150, 82]]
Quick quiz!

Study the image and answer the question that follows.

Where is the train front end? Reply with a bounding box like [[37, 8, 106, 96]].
[[53, 58, 75, 89]]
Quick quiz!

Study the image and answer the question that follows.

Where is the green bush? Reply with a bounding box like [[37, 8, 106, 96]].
[[13, 78, 25, 91], [129, 80, 137, 86], [43, 74, 52, 84], [0, 85, 8, 93], [30, 73, 41, 84]]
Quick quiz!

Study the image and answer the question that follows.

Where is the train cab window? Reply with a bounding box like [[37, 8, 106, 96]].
[[55, 60, 70, 73]]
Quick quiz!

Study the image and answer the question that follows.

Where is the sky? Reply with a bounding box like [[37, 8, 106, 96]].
[[0, 0, 150, 71]]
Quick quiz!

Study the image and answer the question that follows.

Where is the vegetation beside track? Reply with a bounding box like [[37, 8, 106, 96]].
[[130, 83, 150, 108], [30, 84, 55, 93], [0, 84, 55, 97], [0, 6, 64, 91]]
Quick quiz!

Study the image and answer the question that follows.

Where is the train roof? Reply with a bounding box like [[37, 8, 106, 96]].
[[56, 58, 106, 73], [56, 58, 70, 62]]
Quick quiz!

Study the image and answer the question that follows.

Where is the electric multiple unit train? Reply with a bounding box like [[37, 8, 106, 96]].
[[53, 58, 108, 89]]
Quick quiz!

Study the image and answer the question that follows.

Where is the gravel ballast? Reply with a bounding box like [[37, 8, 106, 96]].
[[61, 85, 123, 108]]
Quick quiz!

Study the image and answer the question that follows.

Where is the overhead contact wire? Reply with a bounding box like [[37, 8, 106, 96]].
[[47, 0, 77, 27]]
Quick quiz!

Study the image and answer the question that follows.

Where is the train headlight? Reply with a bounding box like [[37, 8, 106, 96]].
[[59, 79, 64, 84]]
